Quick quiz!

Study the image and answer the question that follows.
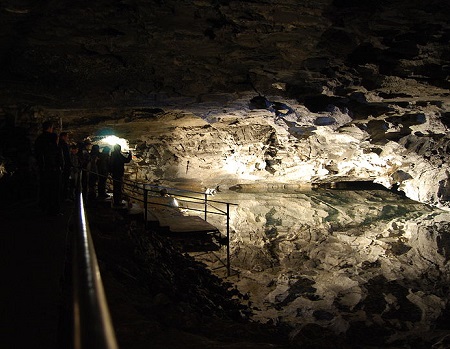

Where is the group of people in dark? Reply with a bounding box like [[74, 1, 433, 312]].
[[34, 121, 132, 215]]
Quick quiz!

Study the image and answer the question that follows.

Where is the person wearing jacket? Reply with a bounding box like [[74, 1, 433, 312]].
[[34, 121, 63, 215], [58, 132, 71, 201], [87, 144, 100, 201], [97, 146, 111, 199], [110, 144, 132, 207]]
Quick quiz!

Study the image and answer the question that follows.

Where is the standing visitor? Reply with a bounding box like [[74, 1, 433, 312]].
[[87, 144, 100, 201], [34, 121, 63, 215], [58, 132, 71, 201], [110, 144, 132, 207], [97, 146, 111, 199], [68, 143, 80, 200], [78, 140, 91, 198]]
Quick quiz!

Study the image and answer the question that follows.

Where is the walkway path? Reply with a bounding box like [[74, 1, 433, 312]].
[[146, 201, 220, 234], [0, 200, 73, 349]]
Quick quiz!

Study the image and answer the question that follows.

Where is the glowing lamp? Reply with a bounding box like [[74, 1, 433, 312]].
[[99, 135, 130, 152]]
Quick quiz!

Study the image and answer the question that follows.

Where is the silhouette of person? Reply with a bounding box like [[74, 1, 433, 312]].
[[78, 140, 91, 198], [88, 144, 100, 201], [97, 146, 111, 199], [58, 132, 71, 200], [68, 143, 80, 200], [110, 144, 132, 207], [34, 121, 63, 215]]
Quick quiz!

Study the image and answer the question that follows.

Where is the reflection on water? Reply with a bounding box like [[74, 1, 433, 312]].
[[213, 188, 434, 237], [197, 188, 450, 347]]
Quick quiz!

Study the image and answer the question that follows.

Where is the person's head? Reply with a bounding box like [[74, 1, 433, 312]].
[[70, 143, 78, 154], [114, 144, 121, 152], [83, 138, 92, 151], [91, 144, 100, 154], [159, 188, 168, 197], [42, 121, 54, 132], [59, 132, 69, 142], [102, 146, 111, 154], [77, 141, 85, 150]]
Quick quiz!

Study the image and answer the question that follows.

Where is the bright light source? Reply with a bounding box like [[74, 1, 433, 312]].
[[99, 135, 129, 151]]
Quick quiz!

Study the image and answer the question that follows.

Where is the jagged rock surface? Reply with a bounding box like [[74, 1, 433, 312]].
[[58, 100, 448, 210], [1, 1, 450, 348]]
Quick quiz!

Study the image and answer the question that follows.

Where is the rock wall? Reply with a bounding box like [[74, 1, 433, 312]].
[[117, 96, 450, 210]]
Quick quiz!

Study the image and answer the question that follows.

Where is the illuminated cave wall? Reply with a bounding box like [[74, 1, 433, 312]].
[[0, 0, 449, 209]]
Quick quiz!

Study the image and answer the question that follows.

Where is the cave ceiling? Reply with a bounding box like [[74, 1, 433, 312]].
[[0, 0, 449, 112]]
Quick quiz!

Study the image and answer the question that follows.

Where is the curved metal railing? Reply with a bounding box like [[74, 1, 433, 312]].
[[81, 167, 237, 277], [68, 165, 237, 348], [71, 174, 119, 349]]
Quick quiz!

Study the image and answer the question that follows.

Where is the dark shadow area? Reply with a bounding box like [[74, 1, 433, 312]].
[[313, 180, 389, 191]]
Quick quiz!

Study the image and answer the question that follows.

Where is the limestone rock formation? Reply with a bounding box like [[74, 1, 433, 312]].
[[99, 98, 449, 210], [0, 1, 450, 348], [1, 0, 449, 209]]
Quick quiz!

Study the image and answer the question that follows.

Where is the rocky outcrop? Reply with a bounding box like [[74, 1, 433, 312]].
[[0, 1, 450, 347], [207, 189, 450, 348], [112, 96, 449, 209]]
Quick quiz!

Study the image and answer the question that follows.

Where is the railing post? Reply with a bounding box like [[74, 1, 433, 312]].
[[226, 203, 230, 277], [143, 186, 148, 229]]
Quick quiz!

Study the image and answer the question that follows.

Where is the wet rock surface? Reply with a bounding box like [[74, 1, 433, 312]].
[[86, 203, 291, 349], [233, 192, 448, 347], [206, 189, 450, 349], [86, 191, 450, 348]]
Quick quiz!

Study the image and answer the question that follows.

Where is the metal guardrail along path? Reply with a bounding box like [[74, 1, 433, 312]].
[[71, 173, 119, 349]]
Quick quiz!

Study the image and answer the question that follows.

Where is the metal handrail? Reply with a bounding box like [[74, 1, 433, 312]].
[[140, 183, 236, 276], [72, 173, 119, 349], [69, 166, 237, 347], [82, 168, 237, 275]]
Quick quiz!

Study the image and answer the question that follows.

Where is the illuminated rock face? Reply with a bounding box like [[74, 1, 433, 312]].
[[120, 96, 449, 210], [0, 0, 450, 346], [116, 97, 450, 346], [1, 0, 449, 209]]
